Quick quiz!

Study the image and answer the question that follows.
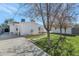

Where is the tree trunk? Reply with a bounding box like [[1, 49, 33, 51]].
[[60, 26, 62, 38], [64, 28, 66, 40], [64, 28, 66, 34], [47, 30, 51, 48]]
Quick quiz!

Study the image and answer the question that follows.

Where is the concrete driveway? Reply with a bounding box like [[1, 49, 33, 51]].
[[0, 37, 48, 56], [0, 32, 19, 40]]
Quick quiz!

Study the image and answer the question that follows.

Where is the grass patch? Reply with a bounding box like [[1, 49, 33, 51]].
[[25, 34, 79, 56], [66, 35, 79, 56], [25, 34, 46, 40]]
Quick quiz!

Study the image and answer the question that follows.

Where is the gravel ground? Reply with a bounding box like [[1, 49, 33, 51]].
[[0, 37, 48, 56]]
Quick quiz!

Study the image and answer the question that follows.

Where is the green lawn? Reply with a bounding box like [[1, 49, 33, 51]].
[[25, 34, 46, 40], [67, 35, 79, 55], [25, 34, 79, 56]]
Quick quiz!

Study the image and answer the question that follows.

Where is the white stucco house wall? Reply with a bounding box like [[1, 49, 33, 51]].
[[8, 20, 73, 36], [8, 21, 45, 36], [49, 19, 73, 34], [50, 28, 72, 34]]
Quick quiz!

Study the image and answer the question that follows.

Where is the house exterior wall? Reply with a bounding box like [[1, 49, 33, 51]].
[[8, 22, 41, 36], [50, 28, 72, 34], [8, 22, 72, 36], [9, 23, 19, 35], [19, 22, 39, 35]]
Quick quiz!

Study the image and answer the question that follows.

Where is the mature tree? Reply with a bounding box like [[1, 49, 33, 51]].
[[52, 4, 76, 55], [5, 18, 15, 24], [54, 4, 75, 36], [1, 18, 15, 31], [18, 3, 76, 55], [33, 3, 63, 48]]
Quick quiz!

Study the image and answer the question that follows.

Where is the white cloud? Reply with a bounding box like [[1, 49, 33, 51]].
[[0, 4, 18, 15], [0, 7, 12, 14]]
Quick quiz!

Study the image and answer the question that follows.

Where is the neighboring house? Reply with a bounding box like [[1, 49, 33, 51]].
[[0, 27, 4, 34], [8, 21, 45, 36], [72, 28, 79, 35], [0, 28, 2, 34], [72, 24, 79, 35]]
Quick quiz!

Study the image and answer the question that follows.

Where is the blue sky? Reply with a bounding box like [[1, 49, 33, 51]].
[[0, 3, 30, 24], [0, 3, 79, 24]]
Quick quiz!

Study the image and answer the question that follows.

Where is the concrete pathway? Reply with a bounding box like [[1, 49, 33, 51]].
[[0, 32, 19, 40], [0, 37, 48, 56]]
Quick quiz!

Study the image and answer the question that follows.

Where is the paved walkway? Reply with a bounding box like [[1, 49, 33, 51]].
[[0, 37, 48, 56], [0, 32, 19, 40]]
